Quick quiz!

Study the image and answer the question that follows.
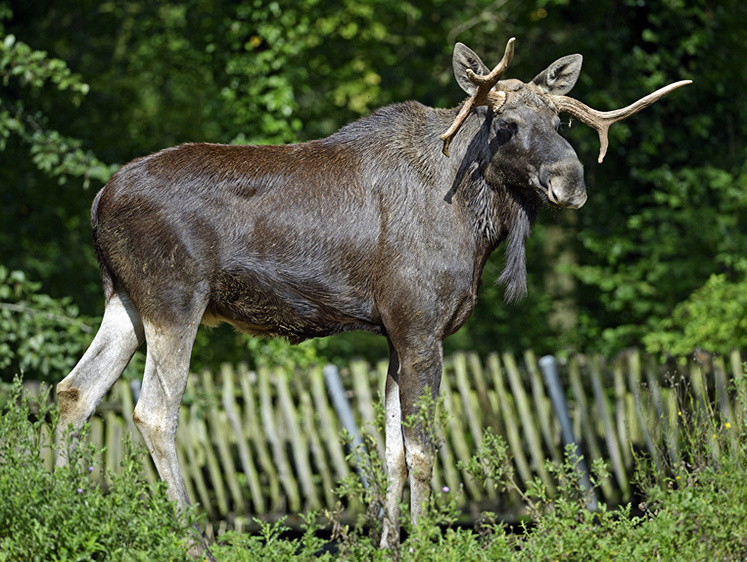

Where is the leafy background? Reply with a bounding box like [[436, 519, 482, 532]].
[[1, 0, 746, 382]]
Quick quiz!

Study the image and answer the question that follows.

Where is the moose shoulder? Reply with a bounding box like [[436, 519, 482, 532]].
[[57, 38, 690, 557]]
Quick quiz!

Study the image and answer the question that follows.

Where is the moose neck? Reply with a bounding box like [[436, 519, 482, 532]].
[[433, 105, 540, 302]]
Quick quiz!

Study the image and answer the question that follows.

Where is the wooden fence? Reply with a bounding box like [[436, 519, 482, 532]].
[[24, 348, 746, 531]]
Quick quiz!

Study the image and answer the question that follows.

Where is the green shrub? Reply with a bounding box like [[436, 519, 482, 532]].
[[4, 366, 747, 561], [0, 377, 200, 561], [644, 273, 747, 356], [213, 513, 337, 562]]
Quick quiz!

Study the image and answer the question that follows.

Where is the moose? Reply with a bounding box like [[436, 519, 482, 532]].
[[56, 38, 689, 555]]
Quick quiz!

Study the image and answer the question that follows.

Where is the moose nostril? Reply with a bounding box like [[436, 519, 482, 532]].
[[545, 178, 587, 209], [547, 184, 560, 205], [538, 158, 586, 208]]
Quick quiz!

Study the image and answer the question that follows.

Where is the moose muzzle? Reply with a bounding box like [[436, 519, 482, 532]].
[[538, 157, 587, 209]]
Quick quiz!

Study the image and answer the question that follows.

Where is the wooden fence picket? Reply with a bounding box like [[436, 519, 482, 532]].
[[236, 363, 281, 511], [730, 350, 746, 427], [177, 404, 212, 516], [524, 350, 561, 466], [453, 353, 483, 450], [300, 389, 336, 509], [627, 350, 664, 473], [221, 364, 264, 514], [487, 352, 533, 489], [201, 369, 246, 515], [588, 356, 628, 500], [503, 351, 554, 495], [439, 358, 481, 499], [612, 358, 633, 471], [261, 366, 301, 513], [569, 356, 614, 499], [308, 364, 351, 485], [276, 368, 320, 510]]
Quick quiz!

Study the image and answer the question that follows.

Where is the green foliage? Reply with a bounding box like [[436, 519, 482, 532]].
[[0, 16, 116, 186], [244, 336, 324, 371], [189, 326, 341, 374], [0, 377, 200, 561], [213, 514, 335, 562], [558, 1, 747, 355], [644, 273, 747, 355], [333, 430, 389, 539], [0, 30, 89, 95], [301, 367, 747, 560], [0, 267, 95, 383], [0, 3, 116, 307], [572, 159, 747, 354], [622, 368, 747, 560], [458, 427, 520, 496], [3, 365, 747, 559]]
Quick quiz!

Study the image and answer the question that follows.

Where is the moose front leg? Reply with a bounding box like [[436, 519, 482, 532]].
[[381, 344, 406, 549], [380, 337, 443, 549], [400, 350, 442, 526]]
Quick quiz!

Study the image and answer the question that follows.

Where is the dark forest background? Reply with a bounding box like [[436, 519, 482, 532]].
[[1, 0, 745, 382]]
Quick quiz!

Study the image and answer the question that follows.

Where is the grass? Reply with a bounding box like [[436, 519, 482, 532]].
[[1, 368, 747, 560]]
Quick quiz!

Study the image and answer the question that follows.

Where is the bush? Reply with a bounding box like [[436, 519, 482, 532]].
[[0, 377, 200, 561], [644, 273, 747, 356], [3, 366, 747, 560]]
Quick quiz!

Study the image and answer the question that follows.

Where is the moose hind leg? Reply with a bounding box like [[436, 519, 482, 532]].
[[132, 316, 201, 507], [56, 292, 144, 466], [132, 312, 214, 559]]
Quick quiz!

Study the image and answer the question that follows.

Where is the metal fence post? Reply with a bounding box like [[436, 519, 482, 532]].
[[323, 364, 369, 488], [539, 355, 597, 511]]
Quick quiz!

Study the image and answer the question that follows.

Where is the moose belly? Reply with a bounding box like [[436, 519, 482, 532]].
[[202, 267, 382, 344]]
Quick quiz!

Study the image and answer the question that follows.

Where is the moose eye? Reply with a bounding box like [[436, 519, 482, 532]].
[[497, 120, 517, 133]]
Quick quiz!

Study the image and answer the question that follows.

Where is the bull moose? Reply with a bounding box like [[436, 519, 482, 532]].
[[55, 38, 690, 556]]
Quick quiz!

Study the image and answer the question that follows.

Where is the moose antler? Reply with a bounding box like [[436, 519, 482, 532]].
[[440, 37, 516, 156], [549, 80, 692, 163]]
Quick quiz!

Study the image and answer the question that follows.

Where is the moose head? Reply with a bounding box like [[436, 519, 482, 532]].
[[443, 37, 690, 203]]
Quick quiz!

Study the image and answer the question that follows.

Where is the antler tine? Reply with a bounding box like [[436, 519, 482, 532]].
[[440, 38, 516, 156], [550, 79, 692, 163], [465, 36, 516, 90]]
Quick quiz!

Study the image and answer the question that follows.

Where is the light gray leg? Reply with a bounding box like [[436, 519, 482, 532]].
[[379, 337, 443, 547], [380, 346, 407, 549], [403, 421, 437, 526], [56, 292, 144, 466], [398, 340, 443, 530], [132, 317, 200, 508], [132, 315, 215, 560]]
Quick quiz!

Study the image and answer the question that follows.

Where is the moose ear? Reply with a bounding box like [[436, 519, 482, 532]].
[[531, 54, 583, 95], [452, 42, 491, 95]]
